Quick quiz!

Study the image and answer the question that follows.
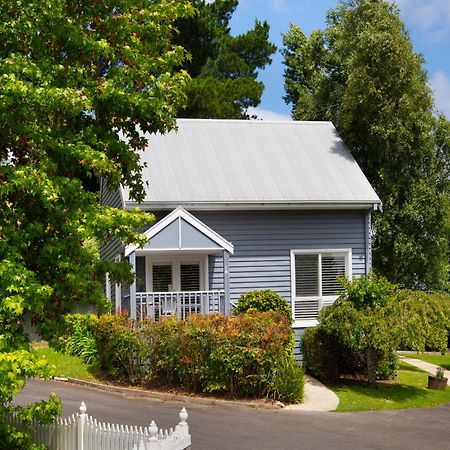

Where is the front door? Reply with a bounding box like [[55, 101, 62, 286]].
[[152, 261, 201, 292], [135, 256, 206, 293]]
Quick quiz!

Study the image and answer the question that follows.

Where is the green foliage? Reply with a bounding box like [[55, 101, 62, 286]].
[[41, 312, 100, 365], [322, 276, 401, 355], [0, 1, 192, 443], [301, 326, 398, 383], [66, 322, 99, 366], [397, 290, 450, 352], [282, 0, 450, 291], [301, 327, 341, 382], [0, 260, 61, 447], [0, 349, 62, 449], [175, 0, 276, 118], [96, 312, 302, 403], [96, 314, 148, 383], [234, 289, 293, 323], [265, 357, 304, 404], [339, 274, 397, 308], [42, 313, 99, 352], [309, 276, 450, 384], [436, 367, 445, 380]]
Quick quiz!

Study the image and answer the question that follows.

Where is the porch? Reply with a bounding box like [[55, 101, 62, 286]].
[[121, 207, 234, 320], [134, 290, 226, 321]]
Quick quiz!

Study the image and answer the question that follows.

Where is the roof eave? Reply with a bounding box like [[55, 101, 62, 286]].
[[124, 200, 382, 211]]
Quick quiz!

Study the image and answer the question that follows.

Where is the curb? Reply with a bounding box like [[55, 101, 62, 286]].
[[53, 377, 284, 411]]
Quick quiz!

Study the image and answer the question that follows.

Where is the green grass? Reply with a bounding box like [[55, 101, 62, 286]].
[[34, 347, 101, 382], [332, 362, 450, 412], [398, 352, 450, 370]]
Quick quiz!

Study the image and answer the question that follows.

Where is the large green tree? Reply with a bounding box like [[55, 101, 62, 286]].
[[174, 0, 276, 119], [0, 0, 192, 446], [282, 0, 449, 291]]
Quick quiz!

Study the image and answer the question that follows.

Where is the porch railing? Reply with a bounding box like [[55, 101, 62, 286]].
[[136, 290, 226, 321]]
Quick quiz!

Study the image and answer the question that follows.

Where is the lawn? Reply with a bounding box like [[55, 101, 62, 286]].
[[398, 352, 450, 370], [34, 346, 101, 382], [331, 361, 450, 412]]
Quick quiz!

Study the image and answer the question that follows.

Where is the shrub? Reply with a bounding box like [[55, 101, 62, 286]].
[[301, 326, 398, 382], [234, 290, 292, 324], [96, 314, 148, 383], [266, 357, 304, 404], [96, 311, 302, 403], [397, 290, 450, 352], [42, 313, 98, 354], [66, 324, 98, 365], [321, 275, 403, 383], [301, 326, 341, 382]]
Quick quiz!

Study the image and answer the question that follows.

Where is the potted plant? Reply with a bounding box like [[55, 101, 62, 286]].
[[428, 367, 448, 390]]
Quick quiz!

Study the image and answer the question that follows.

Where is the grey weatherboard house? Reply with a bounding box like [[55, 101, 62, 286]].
[[101, 119, 381, 336]]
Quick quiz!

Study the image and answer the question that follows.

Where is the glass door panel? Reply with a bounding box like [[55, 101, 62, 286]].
[[153, 264, 172, 292], [180, 263, 200, 291]]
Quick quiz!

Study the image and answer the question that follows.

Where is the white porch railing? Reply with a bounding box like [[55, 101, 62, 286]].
[[8, 402, 191, 450], [136, 290, 225, 321]]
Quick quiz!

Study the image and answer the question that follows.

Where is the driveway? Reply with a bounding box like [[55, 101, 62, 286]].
[[15, 379, 450, 450]]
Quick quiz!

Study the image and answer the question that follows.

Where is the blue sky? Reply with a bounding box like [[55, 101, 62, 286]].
[[229, 0, 450, 120]]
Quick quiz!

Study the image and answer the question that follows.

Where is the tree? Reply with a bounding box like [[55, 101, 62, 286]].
[[321, 276, 450, 384], [282, 0, 449, 291], [174, 0, 277, 119], [0, 0, 192, 446]]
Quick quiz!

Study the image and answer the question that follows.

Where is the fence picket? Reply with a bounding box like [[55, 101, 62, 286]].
[[6, 403, 190, 450]]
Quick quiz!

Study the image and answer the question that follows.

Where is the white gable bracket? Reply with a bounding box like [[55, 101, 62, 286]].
[[124, 206, 234, 256]]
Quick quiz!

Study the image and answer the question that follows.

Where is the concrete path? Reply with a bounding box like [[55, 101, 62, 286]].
[[285, 375, 339, 412], [400, 356, 450, 385]]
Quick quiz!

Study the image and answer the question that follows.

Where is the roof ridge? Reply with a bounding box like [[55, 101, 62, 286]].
[[175, 118, 332, 125]]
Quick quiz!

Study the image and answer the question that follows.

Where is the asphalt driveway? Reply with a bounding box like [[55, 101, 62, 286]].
[[15, 379, 450, 450]]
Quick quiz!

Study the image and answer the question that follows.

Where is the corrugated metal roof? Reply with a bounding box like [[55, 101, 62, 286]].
[[122, 119, 380, 208]]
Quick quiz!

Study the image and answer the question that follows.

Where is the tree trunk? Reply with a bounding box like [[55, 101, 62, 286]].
[[366, 348, 377, 384]]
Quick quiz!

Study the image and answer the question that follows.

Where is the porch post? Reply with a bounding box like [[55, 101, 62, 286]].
[[129, 251, 137, 320], [365, 210, 372, 276], [223, 250, 230, 315]]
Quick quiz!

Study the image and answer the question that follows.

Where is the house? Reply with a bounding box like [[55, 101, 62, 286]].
[[101, 119, 381, 332]]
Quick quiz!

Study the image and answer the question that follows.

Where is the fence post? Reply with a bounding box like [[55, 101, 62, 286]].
[[77, 402, 87, 450], [178, 407, 189, 441]]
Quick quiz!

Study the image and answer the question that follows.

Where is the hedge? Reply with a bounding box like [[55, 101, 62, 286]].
[[96, 311, 304, 403]]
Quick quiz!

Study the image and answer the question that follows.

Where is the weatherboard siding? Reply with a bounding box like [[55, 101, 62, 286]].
[[100, 185, 125, 261], [192, 210, 367, 303]]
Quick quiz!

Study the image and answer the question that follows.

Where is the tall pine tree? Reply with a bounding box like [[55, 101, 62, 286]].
[[175, 0, 276, 119]]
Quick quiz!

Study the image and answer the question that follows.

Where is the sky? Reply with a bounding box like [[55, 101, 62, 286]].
[[229, 0, 450, 120]]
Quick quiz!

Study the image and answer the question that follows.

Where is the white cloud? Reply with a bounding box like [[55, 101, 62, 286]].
[[429, 71, 450, 117], [271, 0, 289, 14], [247, 107, 292, 121], [395, 0, 450, 42]]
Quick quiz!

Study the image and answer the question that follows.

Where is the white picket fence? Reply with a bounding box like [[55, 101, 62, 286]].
[[9, 402, 191, 450]]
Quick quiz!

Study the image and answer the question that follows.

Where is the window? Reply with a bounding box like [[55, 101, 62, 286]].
[[291, 249, 351, 323]]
